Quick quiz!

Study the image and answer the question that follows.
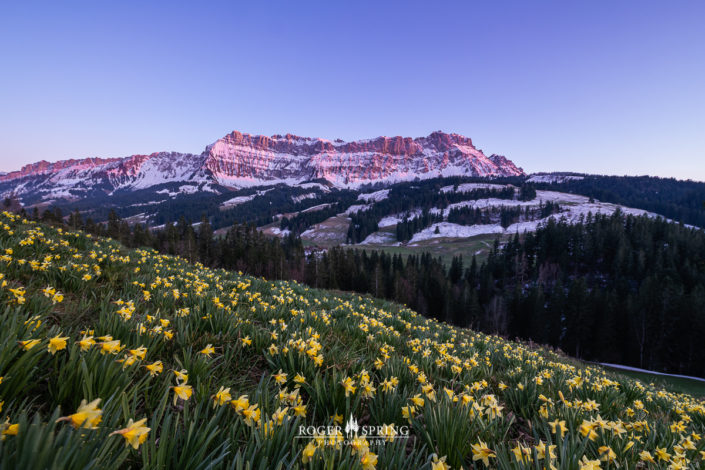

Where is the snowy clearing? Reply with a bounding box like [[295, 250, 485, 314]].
[[527, 174, 584, 184], [357, 189, 390, 202], [440, 183, 509, 193], [344, 204, 372, 215]]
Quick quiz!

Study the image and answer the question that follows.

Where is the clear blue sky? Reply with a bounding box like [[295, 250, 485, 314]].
[[1, 0, 704, 180]]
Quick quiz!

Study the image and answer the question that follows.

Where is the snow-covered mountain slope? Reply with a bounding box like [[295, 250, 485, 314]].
[[355, 186, 684, 247], [0, 131, 523, 204], [0, 152, 213, 203], [205, 131, 523, 188]]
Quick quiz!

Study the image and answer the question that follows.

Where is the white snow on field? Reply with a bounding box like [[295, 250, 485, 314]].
[[378, 210, 421, 228], [440, 183, 509, 193], [221, 189, 273, 208], [268, 227, 291, 237], [344, 204, 372, 215], [409, 223, 504, 243], [221, 194, 257, 207], [295, 182, 330, 192], [129, 201, 162, 208], [179, 185, 199, 194], [407, 193, 661, 244], [360, 231, 399, 245], [156, 189, 177, 197], [292, 192, 318, 203], [376, 207, 444, 227], [301, 203, 333, 213], [357, 189, 390, 202], [527, 174, 584, 184]]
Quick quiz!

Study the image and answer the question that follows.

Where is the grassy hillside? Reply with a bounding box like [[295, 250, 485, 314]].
[[0, 210, 703, 469]]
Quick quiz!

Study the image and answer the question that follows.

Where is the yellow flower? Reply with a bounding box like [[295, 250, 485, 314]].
[[549, 419, 567, 435], [341, 376, 356, 396], [241, 336, 252, 346], [302, 441, 316, 463], [173, 384, 193, 405], [0, 419, 19, 439], [401, 405, 416, 420], [128, 346, 147, 360], [18, 339, 41, 350], [173, 369, 188, 383], [598, 445, 616, 463], [359, 450, 378, 470], [213, 386, 232, 406], [230, 395, 249, 413], [639, 450, 655, 463], [579, 456, 601, 470], [145, 361, 163, 376], [78, 336, 95, 351], [654, 447, 671, 461], [48, 335, 69, 355], [200, 344, 215, 356], [293, 404, 307, 417], [410, 394, 425, 407], [273, 370, 288, 385], [100, 340, 122, 355], [272, 406, 289, 425], [471, 439, 495, 466], [579, 420, 598, 441], [242, 404, 261, 426], [57, 398, 102, 429], [294, 373, 306, 385], [512, 444, 532, 463], [535, 441, 557, 460], [110, 418, 150, 449], [431, 454, 450, 470]]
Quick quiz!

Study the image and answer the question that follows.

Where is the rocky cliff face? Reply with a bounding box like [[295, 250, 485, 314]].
[[204, 130, 523, 188], [0, 131, 523, 202]]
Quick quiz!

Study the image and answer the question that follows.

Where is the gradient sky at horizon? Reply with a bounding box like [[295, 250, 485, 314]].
[[1, 1, 704, 180]]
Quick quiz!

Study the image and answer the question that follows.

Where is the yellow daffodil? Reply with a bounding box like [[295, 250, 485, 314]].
[[110, 418, 150, 449], [57, 398, 102, 429], [48, 335, 69, 355]]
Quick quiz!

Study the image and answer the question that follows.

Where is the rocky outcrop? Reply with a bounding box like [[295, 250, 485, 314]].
[[0, 130, 524, 202]]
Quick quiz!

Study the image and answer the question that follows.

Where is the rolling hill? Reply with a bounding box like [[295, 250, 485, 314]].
[[0, 211, 703, 469]]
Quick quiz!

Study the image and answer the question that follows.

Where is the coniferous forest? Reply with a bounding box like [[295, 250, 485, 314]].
[[29, 204, 705, 378]]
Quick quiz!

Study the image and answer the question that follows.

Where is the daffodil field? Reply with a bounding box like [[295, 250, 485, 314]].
[[0, 210, 704, 470]]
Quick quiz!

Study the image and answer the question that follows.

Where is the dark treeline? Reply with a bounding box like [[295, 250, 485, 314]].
[[47, 182, 358, 232], [279, 203, 345, 235], [30, 204, 705, 377], [447, 201, 561, 229], [536, 175, 705, 228], [396, 210, 444, 242], [480, 212, 705, 377], [518, 183, 537, 201], [347, 182, 516, 243]]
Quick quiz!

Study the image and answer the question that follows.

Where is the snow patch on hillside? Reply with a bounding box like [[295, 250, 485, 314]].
[[221, 194, 257, 207], [360, 232, 399, 245], [344, 204, 372, 215], [301, 203, 333, 213], [527, 174, 584, 184], [440, 183, 509, 193], [358, 189, 389, 202], [292, 192, 318, 203]]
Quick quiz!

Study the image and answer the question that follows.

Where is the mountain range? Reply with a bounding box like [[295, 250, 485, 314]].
[[0, 130, 523, 204]]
